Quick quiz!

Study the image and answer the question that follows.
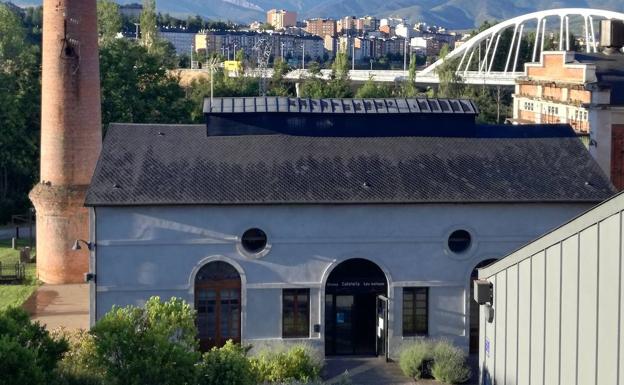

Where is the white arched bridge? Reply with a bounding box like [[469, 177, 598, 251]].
[[223, 8, 624, 86]]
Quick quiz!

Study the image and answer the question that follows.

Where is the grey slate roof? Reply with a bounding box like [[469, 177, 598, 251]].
[[84, 123, 615, 206], [204, 97, 479, 115]]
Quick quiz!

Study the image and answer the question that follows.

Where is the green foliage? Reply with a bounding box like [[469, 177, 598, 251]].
[[0, 3, 40, 222], [53, 329, 103, 385], [299, 54, 353, 98], [187, 70, 259, 121], [398, 340, 433, 380], [100, 38, 193, 128], [268, 58, 294, 97], [97, 0, 122, 46], [90, 297, 200, 385], [251, 344, 323, 384], [355, 76, 394, 98], [140, 0, 158, 52], [0, 307, 69, 385], [198, 340, 255, 385], [430, 340, 471, 384]]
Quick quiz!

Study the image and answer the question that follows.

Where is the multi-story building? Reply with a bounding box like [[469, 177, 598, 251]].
[[337, 16, 357, 35], [160, 32, 195, 55], [267, 9, 297, 30], [395, 23, 411, 38], [359, 16, 379, 33], [511, 49, 624, 189], [305, 18, 337, 38], [194, 31, 325, 63]]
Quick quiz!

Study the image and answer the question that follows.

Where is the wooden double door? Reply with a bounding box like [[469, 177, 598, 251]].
[[195, 262, 241, 350]]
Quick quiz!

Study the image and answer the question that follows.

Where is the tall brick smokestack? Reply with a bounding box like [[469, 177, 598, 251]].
[[29, 0, 101, 284]]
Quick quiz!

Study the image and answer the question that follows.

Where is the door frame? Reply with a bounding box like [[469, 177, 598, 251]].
[[376, 295, 389, 361], [190, 257, 247, 350]]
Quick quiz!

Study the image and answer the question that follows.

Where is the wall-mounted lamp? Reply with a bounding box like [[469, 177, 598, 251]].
[[72, 239, 95, 251], [589, 138, 598, 147]]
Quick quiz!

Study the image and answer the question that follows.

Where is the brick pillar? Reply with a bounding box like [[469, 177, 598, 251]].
[[29, 0, 101, 284]]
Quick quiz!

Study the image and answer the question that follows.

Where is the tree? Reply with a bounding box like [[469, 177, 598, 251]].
[[91, 297, 200, 385], [401, 54, 421, 97], [0, 3, 40, 222], [0, 307, 69, 385], [99, 38, 193, 129], [356, 76, 394, 98], [97, 0, 122, 46], [267, 58, 294, 97], [140, 0, 158, 52]]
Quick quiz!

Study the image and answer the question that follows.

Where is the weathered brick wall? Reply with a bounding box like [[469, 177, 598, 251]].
[[30, 0, 101, 284]]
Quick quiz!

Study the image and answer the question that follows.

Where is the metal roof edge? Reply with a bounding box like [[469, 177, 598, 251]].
[[478, 190, 624, 278]]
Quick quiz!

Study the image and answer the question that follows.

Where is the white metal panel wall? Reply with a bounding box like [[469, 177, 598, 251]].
[[480, 195, 624, 385]]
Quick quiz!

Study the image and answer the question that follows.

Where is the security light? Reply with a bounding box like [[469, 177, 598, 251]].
[[72, 239, 94, 251]]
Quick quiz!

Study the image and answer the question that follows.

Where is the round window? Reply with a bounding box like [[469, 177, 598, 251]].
[[241, 228, 267, 254], [448, 230, 471, 253]]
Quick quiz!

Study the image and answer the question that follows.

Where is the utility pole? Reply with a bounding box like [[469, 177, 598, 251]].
[[281, 42, 285, 60], [134, 23, 140, 40], [403, 38, 408, 71], [302, 43, 305, 69], [352, 37, 355, 71]]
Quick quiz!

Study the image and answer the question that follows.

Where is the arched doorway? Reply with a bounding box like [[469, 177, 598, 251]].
[[325, 258, 388, 356], [469, 258, 497, 353], [195, 261, 241, 350]]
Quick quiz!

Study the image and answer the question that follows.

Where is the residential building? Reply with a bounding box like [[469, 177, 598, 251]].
[[86, 97, 614, 357], [160, 32, 194, 55], [267, 9, 297, 30], [359, 16, 379, 33], [119, 3, 142, 19], [511, 50, 624, 189], [395, 23, 411, 38], [305, 18, 337, 38], [337, 16, 357, 34]]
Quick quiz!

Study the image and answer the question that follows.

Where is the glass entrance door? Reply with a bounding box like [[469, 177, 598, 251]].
[[334, 295, 354, 354], [376, 295, 389, 360]]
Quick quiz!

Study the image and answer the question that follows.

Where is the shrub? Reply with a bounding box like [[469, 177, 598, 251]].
[[0, 307, 68, 385], [52, 328, 103, 385], [398, 339, 433, 380], [198, 340, 254, 385], [90, 296, 200, 385], [430, 340, 471, 384], [251, 344, 323, 383]]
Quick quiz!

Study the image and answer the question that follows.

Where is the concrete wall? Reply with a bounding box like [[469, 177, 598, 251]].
[[478, 193, 624, 385], [92, 203, 592, 357]]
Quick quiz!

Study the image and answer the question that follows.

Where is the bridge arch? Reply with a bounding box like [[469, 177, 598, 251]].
[[420, 8, 624, 76]]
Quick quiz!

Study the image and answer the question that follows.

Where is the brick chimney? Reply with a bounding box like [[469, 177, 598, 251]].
[[29, 0, 101, 284]]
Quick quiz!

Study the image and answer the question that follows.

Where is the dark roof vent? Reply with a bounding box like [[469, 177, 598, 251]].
[[600, 19, 624, 55]]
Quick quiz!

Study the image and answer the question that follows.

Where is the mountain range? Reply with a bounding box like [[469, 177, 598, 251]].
[[7, 0, 624, 29]]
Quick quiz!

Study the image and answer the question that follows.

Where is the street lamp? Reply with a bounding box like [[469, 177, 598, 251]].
[[281, 42, 285, 61], [72, 239, 95, 251], [133, 23, 140, 40], [301, 43, 305, 70], [370, 58, 373, 70]]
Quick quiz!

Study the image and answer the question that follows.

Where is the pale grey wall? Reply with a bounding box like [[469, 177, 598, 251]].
[[479, 194, 623, 385], [92, 202, 591, 356]]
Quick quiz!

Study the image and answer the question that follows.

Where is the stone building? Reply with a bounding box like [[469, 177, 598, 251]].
[[85, 97, 614, 356]]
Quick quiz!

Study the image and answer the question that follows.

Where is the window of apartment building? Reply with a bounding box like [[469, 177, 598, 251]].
[[546, 105, 559, 115], [403, 287, 429, 336], [523, 101, 534, 111], [282, 288, 310, 338]]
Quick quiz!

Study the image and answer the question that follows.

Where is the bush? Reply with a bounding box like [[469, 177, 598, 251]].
[[430, 340, 471, 384], [52, 328, 103, 385], [0, 307, 68, 385], [398, 339, 433, 380], [90, 296, 200, 385], [251, 344, 323, 383], [198, 340, 254, 385]]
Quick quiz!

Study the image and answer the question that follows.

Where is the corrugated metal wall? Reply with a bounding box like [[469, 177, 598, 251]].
[[479, 193, 624, 385]]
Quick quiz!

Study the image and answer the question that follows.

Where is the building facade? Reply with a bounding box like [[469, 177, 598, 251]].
[[85, 97, 614, 357], [305, 18, 337, 38], [477, 191, 624, 385], [160, 32, 194, 55], [267, 9, 297, 30], [511, 51, 624, 189]]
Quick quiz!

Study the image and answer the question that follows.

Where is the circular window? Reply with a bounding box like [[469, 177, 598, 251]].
[[241, 228, 267, 254], [448, 230, 472, 253]]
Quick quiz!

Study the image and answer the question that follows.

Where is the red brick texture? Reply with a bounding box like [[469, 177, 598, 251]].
[[611, 125, 624, 191], [30, 0, 101, 284]]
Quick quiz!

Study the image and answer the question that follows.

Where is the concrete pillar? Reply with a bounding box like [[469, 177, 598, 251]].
[[29, 0, 101, 284]]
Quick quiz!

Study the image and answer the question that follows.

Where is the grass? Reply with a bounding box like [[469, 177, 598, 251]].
[[0, 238, 38, 311]]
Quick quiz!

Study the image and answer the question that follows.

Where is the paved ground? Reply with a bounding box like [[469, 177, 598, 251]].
[[323, 356, 414, 385], [322, 354, 480, 385], [22, 284, 89, 331]]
